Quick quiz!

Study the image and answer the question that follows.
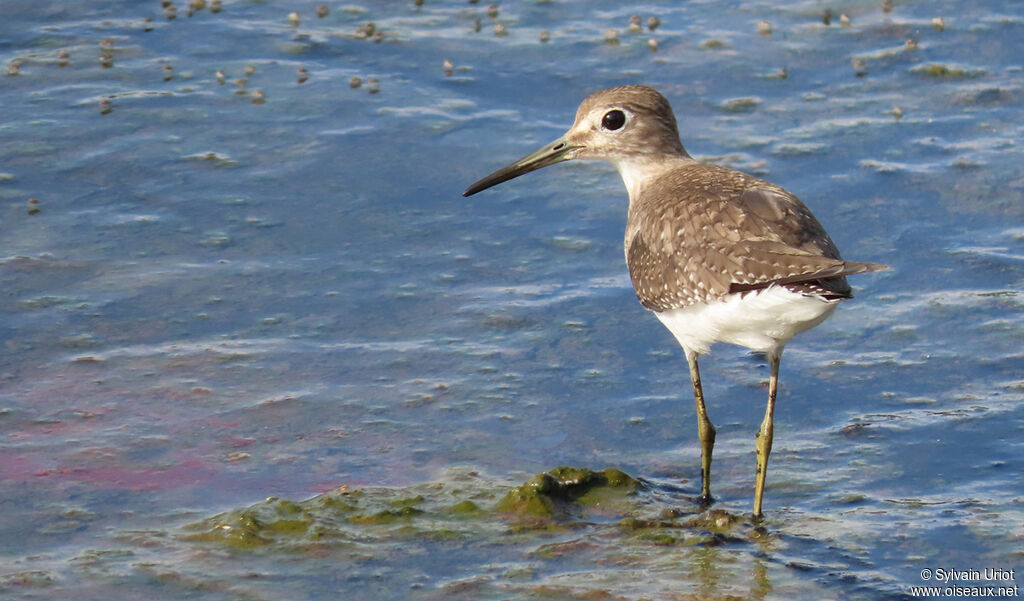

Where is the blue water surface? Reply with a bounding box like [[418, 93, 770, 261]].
[[1, 0, 1022, 599]]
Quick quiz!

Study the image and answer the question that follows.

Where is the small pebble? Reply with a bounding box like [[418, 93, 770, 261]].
[[367, 77, 379, 93], [538, 29, 550, 43], [472, 18, 481, 33], [647, 38, 658, 52], [6, 62, 19, 76], [349, 76, 362, 88], [243, 64, 255, 76], [99, 99, 112, 114], [840, 13, 851, 27], [210, 0, 221, 13], [165, 5, 177, 19], [487, 4, 499, 18], [882, 0, 893, 12], [27, 198, 40, 215], [297, 67, 308, 83], [414, 0, 424, 6], [251, 89, 266, 105], [287, 11, 299, 26], [162, 64, 174, 81], [932, 16, 945, 31], [628, 15, 642, 34], [215, 69, 225, 84], [823, 8, 832, 25], [852, 58, 867, 77], [890, 106, 903, 119], [493, 23, 507, 36], [443, 59, 454, 76], [757, 20, 772, 35], [603, 28, 619, 45], [58, 51, 70, 67], [144, 17, 154, 31], [904, 38, 918, 49], [316, 4, 329, 18], [647, 16, 660, 31]]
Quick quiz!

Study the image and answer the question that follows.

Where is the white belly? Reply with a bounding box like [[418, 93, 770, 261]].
[[654, 285, 840, 356]]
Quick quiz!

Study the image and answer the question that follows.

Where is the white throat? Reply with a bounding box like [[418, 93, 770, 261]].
[[613, 156, 690, 203]]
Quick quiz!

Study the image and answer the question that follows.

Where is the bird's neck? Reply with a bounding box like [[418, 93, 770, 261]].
[[613, 154, 694, 204]]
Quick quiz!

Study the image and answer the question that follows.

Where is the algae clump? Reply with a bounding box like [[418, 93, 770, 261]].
[[496, 466, 642, 519]]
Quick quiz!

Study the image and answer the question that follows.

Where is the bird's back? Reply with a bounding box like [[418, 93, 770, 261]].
[[624, 161, 881, 312]]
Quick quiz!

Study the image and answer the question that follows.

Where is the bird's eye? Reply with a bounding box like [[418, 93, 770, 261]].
[[601, 109, 626, 131]]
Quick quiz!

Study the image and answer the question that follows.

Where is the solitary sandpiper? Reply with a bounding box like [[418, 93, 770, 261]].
[[463, 85, 886, 517]]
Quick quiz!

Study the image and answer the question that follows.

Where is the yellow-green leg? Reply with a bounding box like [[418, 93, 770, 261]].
[[685, 349, 715, 504], [753, 351, 781, 518]]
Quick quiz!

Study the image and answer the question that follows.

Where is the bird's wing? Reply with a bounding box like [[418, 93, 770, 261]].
[[626, 164, 885, 311]]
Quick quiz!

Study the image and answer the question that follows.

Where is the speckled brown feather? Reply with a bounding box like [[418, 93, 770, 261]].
[[625, 161, 885, 312]]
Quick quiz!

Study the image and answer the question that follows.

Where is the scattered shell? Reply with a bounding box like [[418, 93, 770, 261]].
[[144, 17, 154, 31], [603, 29, 619, 45], [760, 67, 788, 79], [905, 38, 918, 48], [852, 58, 867, 77], [647, 16, 660, 31], [316, 4, 329, 18], [487, 4, 499, 18], [296, 67, 308, 83], [443, 59, 454, 76], [840, 13, 851, 27], [244, 65, 255, 76], [349, 76, 362, 88], [162, 64, 174, 81], [58, 51, 70, 67], [355, 21, 375, 38], [215, 69, 225, 83], [647, 38, 658, 52], [932, 16, 945, 31], [414, 0, 424, 6], [628, 15, 642, 34], [367, 77, 379, 94], [165, 5, 177, 19], [757, 20, 772, 35], [882, 0, 893, 13], [210, 0, 221, 13], [27, 198, 40, 215], [251, 90, 266, 105], [538, 29, 550, 43], [493, 23, 507, 36], [889, 106, 903, 119], [287, 12, 299, 27], [6, 62, 19, 76], [99, 98, 112, 114], [233, 77, 247, 86]]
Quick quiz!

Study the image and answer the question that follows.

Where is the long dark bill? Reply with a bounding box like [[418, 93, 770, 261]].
[[463, 135, 576, 197]]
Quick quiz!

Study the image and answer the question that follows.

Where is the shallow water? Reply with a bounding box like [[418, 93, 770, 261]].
[[1, 0, 1022, 599]]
